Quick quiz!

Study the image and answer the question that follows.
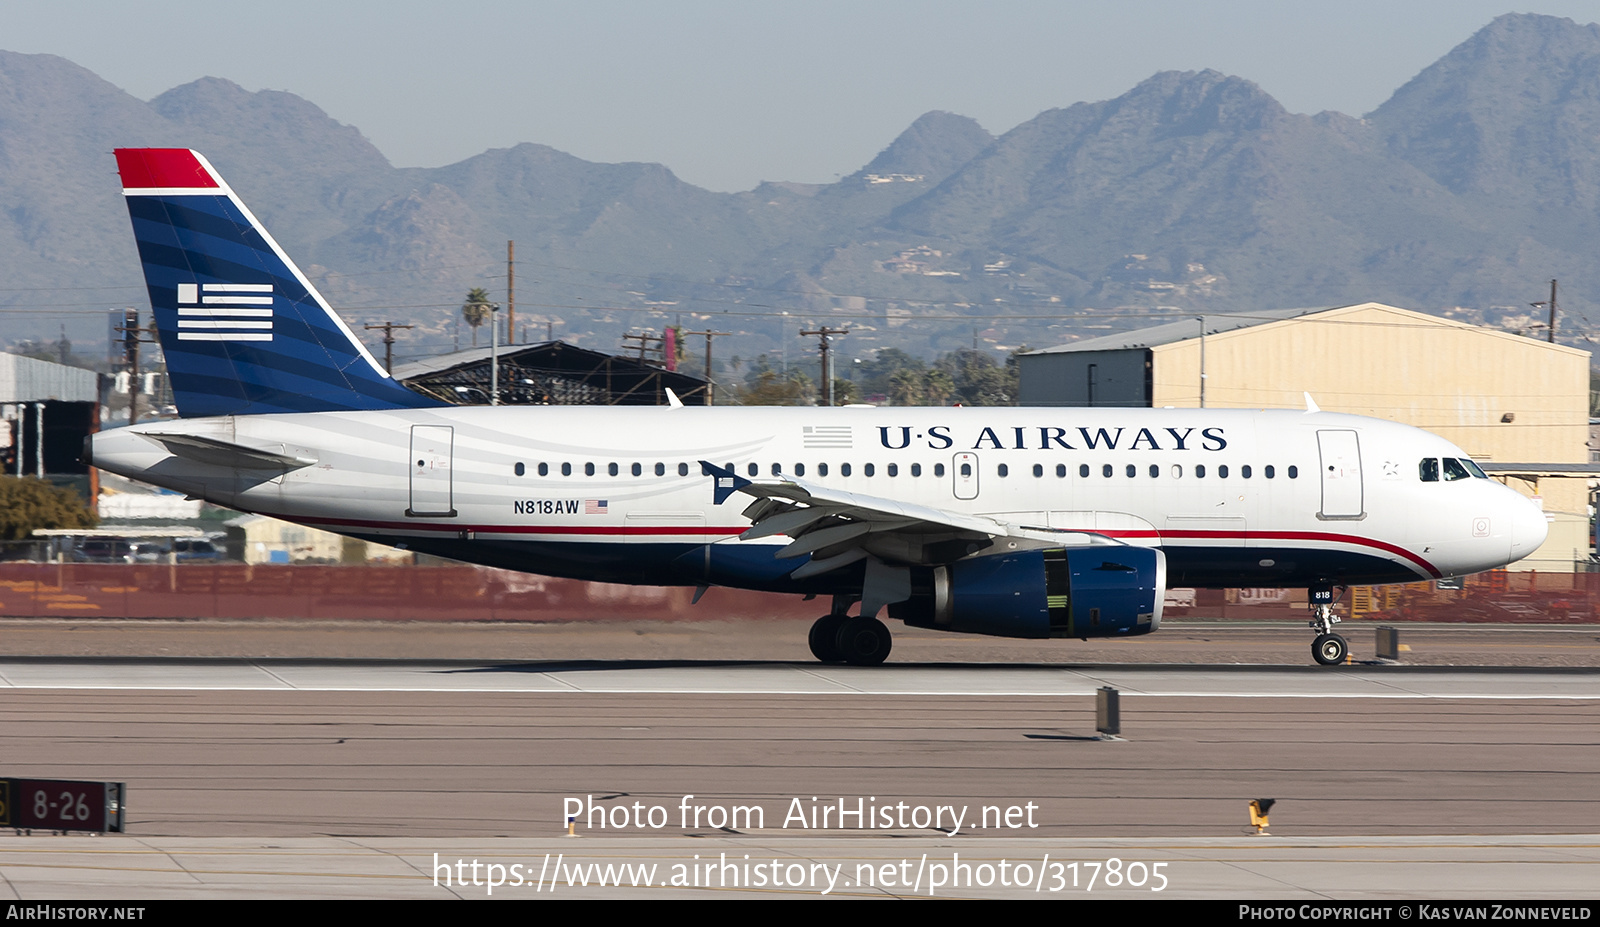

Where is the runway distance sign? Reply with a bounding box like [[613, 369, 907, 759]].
[[0, 778, 125, 833]]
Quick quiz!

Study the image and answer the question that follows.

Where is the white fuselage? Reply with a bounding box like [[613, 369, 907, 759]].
[[90, 404, 1547, 593]]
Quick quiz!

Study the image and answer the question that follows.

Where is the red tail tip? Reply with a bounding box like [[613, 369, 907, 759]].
[[114, 149, 220, 190]]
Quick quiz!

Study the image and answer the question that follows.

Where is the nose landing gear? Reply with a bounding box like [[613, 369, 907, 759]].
[[1308, 584, 1348, 666]]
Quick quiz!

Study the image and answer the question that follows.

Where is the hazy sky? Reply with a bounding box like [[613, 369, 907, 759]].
[[7, 2, 1600, 191]]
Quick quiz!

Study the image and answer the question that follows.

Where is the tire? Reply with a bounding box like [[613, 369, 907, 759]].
[[1313, 633, 1348, 666], [808, 614, 847, 663], [835, 615, 892, 666]]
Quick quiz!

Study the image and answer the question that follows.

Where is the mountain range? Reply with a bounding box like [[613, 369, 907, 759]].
[[2, 12, 1599, 366]]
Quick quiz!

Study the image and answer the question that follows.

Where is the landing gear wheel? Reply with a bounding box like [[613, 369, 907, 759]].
[[808, 614, 847, 663], [1313, 633, 1348, 666], [835, 615, 893, 666]]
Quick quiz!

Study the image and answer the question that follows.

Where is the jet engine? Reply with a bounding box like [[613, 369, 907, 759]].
[[889, 546, 1165, 639]]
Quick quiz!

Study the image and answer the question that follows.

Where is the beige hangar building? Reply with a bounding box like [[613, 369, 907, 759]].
[[1016, 302, 1592, 571]]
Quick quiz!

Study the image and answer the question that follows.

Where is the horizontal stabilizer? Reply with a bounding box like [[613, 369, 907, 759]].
[[141, 433, 317, 471]]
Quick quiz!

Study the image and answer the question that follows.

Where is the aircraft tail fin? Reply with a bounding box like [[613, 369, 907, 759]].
[[114, 148, 444, 417]]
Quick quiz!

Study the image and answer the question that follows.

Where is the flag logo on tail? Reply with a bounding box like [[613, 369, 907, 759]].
[[176, 283, 274, 342]]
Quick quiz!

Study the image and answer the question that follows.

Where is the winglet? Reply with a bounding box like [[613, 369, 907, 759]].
[[1303, 392, 1321, 414], [700, 460, 752, 505], [665, 388, 684, 409]]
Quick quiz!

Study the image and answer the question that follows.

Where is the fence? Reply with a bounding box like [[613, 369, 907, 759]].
[[0, 563, 817, 622], [0, 563, 1594, 624], [1164, 569, 1600, 624]]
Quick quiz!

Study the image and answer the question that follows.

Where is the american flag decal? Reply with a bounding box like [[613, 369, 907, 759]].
[[176, 282, 273, 342], [802, 425, 852, 448], [585, 499, 608, 514]]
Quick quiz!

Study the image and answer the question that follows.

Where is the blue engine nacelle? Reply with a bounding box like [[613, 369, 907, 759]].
[[890, 546, 1166, 639]]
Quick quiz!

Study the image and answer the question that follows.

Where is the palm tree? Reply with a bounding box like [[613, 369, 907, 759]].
[[461, 288, 492, 347]]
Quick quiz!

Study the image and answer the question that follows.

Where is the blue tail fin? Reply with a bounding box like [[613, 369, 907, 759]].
[[114, 148, 444, 417]]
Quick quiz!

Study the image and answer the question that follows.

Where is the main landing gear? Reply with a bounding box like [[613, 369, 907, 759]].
[[1308, 584, 1348, 666], [808, 606, 893, 666]]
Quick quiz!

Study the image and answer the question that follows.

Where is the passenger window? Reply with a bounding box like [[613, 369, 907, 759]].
[[1420, 458, 1439, 482], [654, 463, 665, 476], [772, 463, 782, 476], [608, 462, 618, 477], [1080, 464, 1090, 478], [514, 462, 525, 476], [1287, 465, 1298, 479], [632, 462, 642, 477], [819, 463, 829, 477], [887, 463, 898, 477], [585, 463, 596, 476], [1218, 465, 1229, 478], [934, 463, 945, 477], [1057, 464, 1067, 478], [865, 463, 876, 477], [747, 463, 758, 477], [912, 463, 922, 477], [997, 464, 1008, 477], [795, 463, 806, 476], [1264, 465, 1274, 479], [539, 463, 549, 477], [1102, 464, 1112, 478], [1033, 464, 1044, 478], [841, 463, 852, 477], [1443, 458, 1471, 481], [1196, 464, 1206, 478], [562, 462, 573, 476], [1241, 465, 1252, 479], [678, 462, 688, 476], [1171, 464, 1182, 479], [1149, 464, 1159, 478], [1125, 464, 1136, 478]]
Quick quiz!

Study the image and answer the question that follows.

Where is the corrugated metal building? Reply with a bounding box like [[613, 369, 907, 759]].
[[0, 353, 100, 498], [1017, 302, 1591, 570]]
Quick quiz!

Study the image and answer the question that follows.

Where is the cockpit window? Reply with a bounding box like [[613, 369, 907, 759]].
[[1419, 458, 1439, 482], [1442, 457, 1472, 481], [1461, 458, 1488, 479]]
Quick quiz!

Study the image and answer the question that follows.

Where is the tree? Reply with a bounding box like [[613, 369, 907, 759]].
[[460, 288, 493, 347], [0, 476, 96, 541], [734, 370, 813, 406], [936, 348, 1017, 405]]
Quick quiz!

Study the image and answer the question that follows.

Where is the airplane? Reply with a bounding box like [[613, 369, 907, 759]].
[[88, 148, 1550, 667]]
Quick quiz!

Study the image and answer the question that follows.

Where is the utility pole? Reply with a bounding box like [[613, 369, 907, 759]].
[[621, 331, 664, 365], [115, 308, 157, 424], [683, 329, 731, 405], [506, 240, 515, 344], [363, 322, 414, 372], [1532, 280, 1558, 343], [490, 303, 501, 405], [800, 326, 850, 406]]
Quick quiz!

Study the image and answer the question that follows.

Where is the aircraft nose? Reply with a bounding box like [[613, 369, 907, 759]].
[[1508, 494, 1548, 563]]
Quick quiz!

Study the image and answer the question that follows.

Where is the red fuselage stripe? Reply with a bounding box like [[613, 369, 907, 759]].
[[298, 516, 1441, 578]]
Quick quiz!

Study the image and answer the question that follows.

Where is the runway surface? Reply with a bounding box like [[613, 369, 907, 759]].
[[1, 622, 1597, 899], [1, 657, 1598, 697], [3, 835, 1597, 899]]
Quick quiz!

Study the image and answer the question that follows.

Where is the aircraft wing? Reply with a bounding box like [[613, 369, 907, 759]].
[[701, 461, 1113, 581]]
